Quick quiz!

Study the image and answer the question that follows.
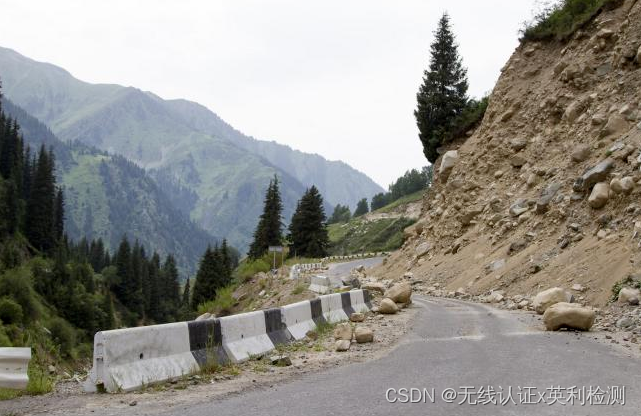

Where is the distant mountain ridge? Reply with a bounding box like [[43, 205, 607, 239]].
[[0, 46, 384, 251]]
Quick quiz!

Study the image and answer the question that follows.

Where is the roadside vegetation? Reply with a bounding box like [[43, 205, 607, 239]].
[[328, 217, 415, 256], [520, 0, 623, 41]]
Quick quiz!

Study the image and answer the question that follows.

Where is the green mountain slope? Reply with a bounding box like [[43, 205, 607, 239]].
[[2, 98, 215, 274], [0, 46, 383, 251]]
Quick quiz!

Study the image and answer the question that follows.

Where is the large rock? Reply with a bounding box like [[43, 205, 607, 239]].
[[601, 113, 629, 137], [459, 206, 484, 225], [333, 323, 353, 341], [509, 199, 529, 217], [335, 340, 351, 351], [573, 159, 614, 192], [543, 302, 595, 331], [379, 298, 399, 314], [564, 100, 584, 123], [535, 183, 561, 214], [350, 312, 365, 322], [618, 287, 640, 305], [571, 145, 590, 162], [588, 182, 610, 209], [439, 150, 458, 181], [415, 242, 431, 257], [362, 282, 385, 295], [342, 275, 361, 289], [533, 287, 571, 314], [354, 327, 374, 343], [384, 282, 412, 303]]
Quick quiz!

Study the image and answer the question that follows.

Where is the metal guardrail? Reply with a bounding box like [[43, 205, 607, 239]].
[[0, 347, 31, 390]]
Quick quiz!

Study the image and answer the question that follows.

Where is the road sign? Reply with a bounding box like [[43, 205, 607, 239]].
[[268, 246, 284, 253]]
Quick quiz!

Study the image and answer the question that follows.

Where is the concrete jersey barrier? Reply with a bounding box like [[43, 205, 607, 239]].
[[0, 347, 31, 390], [84, 289, 371, 392]]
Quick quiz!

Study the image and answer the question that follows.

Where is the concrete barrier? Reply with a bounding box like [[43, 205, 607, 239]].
[[85, 290, 371, 392], [309, 275, 331, 294], [0, 348, 31, 390], [281, 300, 317, 340]]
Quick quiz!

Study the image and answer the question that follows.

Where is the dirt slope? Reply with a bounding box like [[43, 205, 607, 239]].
[[375, 0, 641, 307]]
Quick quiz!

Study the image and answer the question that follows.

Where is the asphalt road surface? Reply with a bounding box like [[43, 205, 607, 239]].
[[323, 256, 384, 287], [163, 297, 641, 416]]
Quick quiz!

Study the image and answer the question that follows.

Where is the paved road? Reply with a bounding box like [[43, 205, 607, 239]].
[[323, 256, 384, 286], [164, 297, 641, 416]]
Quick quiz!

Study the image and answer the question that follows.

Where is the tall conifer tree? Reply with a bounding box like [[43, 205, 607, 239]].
[[287, 186, 329, 258], [248, 176, 283, 258], [415, 13, 468, 163]]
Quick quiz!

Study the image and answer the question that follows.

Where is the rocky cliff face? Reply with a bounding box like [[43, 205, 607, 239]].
[[376, 0, 641, 307]]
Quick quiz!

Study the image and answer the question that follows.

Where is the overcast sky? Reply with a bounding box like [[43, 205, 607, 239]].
[[0, 0, 539, 187]]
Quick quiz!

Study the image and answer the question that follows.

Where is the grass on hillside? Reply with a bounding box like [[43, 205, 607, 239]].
[[328, 217, 415, 255], [521, 0, 622, 41], [374, 190, 424, 214]]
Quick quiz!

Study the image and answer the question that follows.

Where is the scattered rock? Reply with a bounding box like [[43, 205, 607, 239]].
[[536, 183, 561, 214], [384, 282, 412, 304], [350, 312, 365, 322], [573, 158, 614, 192], [47, 365, 56, 375], [333, 323, 353, 341], [195, 312, 212, 321], [439, 150, 458, 181], [459, 206, 484, 225], [543, 303, 595, 331], [342, 275, 361, 289], [618, 287, 640, 305], [616, 317, 634, 329], [508, 238, 527, 254], [510, 154, 527, 168], [571, 144, 591, 162], [362, 282, 385, 295], [354, 327, 374, 343], [305, 330, 318, 341], [379, 298, 399, 314], [510, 138, 528, 151], [415, 242, 431, 257], [533, 287, 571, 314], [509, 199, 529, 216], [571, 284, 585, 292], [601, 113, 629, 137], [335, 340, 351, 351], [588, 182, 610, 209], [486, 258, 506, 273], [270, 355, 292, 366]]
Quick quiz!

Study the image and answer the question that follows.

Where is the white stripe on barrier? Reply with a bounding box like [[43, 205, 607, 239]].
[[219, 311, 274, 362], [281, 300, 316, 340], [321, 293, 349, 322], [0, 347, 31, 390], [84, 322, 197, 393]]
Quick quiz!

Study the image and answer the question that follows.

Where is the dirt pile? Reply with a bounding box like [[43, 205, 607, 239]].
[[376, 0, 641, 308]]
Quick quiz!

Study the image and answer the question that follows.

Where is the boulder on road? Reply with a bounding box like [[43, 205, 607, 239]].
[[335, 340, 351, 351], [354, 327, 374, 343], [379, 298, 399, 314], [618, 287, 640, 305], [333, 323, 353, 341], [384, 282, 412, 304], [350, 312, 365, 322], [533, 287, 571, 314], [543, 302, 595, 331]]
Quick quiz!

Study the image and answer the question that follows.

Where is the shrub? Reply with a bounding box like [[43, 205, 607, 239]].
[[520, 0, 623, 41], [234, 258, 271, 283], [197, 285, 236, 317], [48, 317, 76, 358], [0, 267, 39, 322], [0, 297, 24, 325]]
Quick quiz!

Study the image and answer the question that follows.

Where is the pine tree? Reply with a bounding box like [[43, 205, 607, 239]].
[[220, 239, 232, 287], [353, 198, 369, 217], [148, 252, 161, 321], [328, 204, 351, 224], [25, 145, 56, 252], [248, 176, 283, 258], [114, 236, 133, 307], [191, 246, 218, 309], [182, 278, 191, 309], [415, 13, 468, 163], [53, 187, 65, 242], [287, 186, 329, 258], [161, 254, 180, 318]]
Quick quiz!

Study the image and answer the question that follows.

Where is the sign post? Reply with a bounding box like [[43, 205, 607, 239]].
[[268, 246, 284, 275]]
